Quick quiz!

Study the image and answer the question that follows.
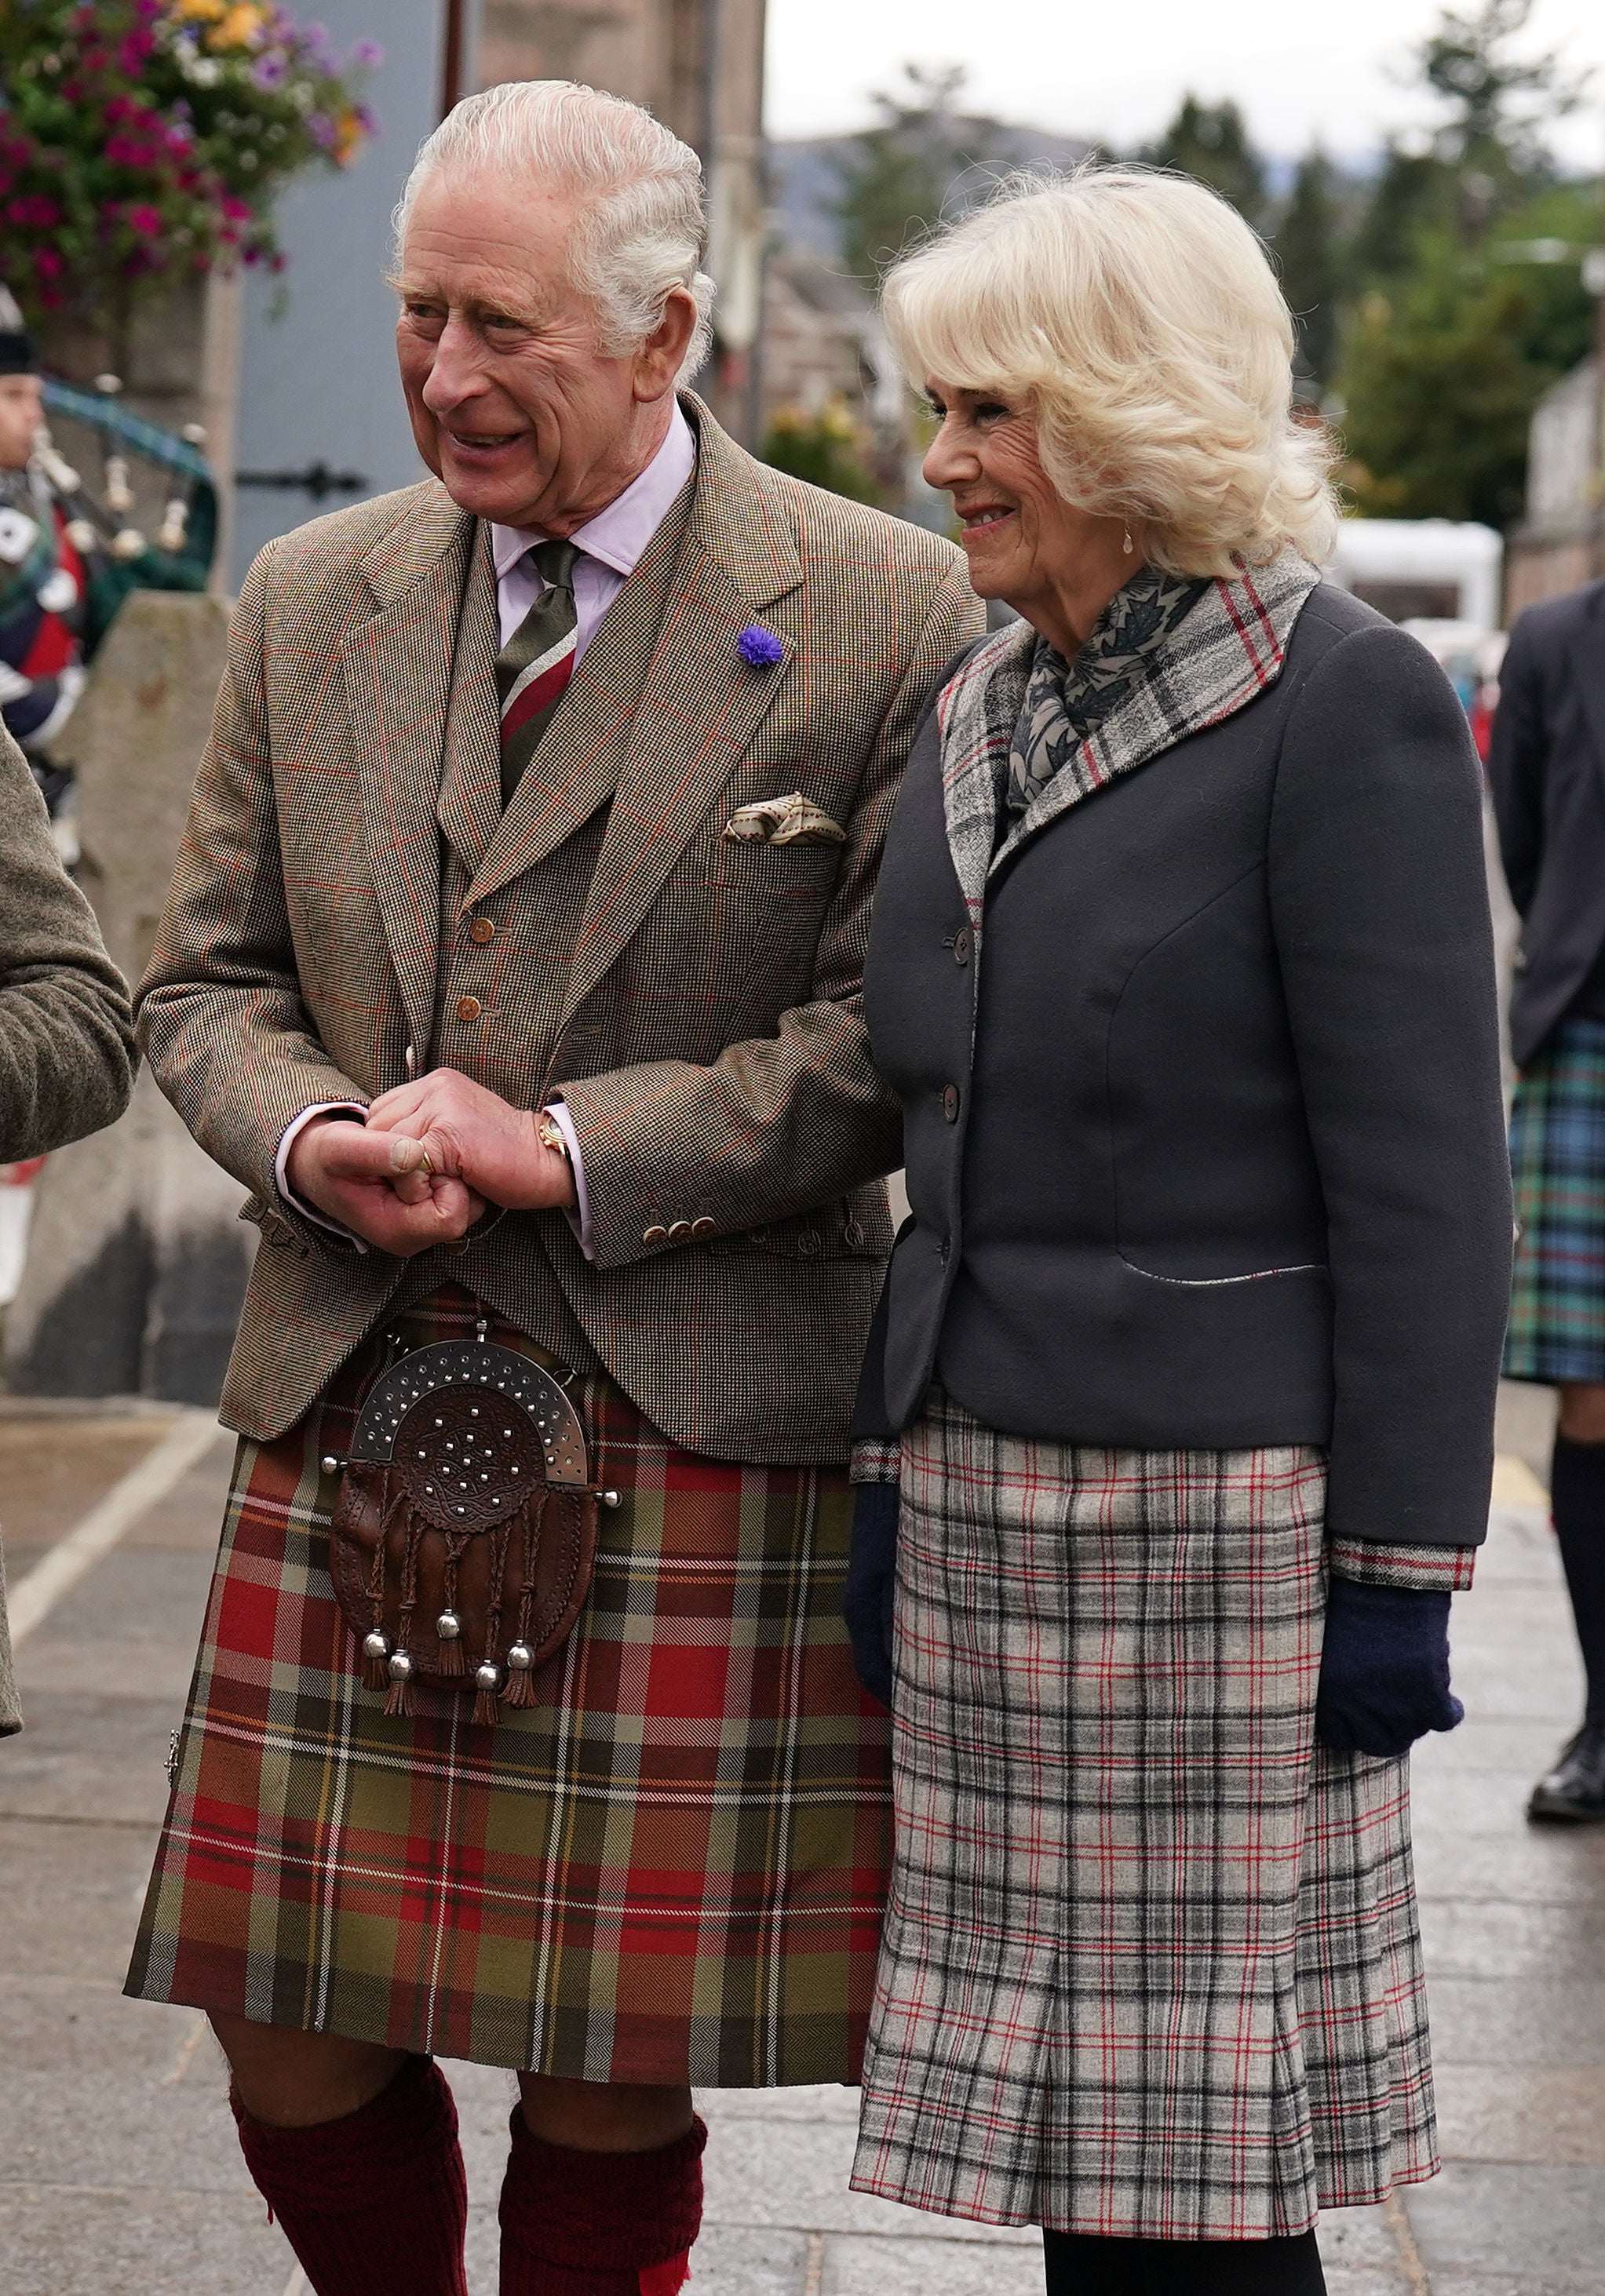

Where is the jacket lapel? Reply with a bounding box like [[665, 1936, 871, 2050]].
[[1570, 581, 1605, 783], [435, 521, 502, 875], [554, 413, 803, 1027], [341, 483, 474, 1062], [933, 622, 1032, 928]]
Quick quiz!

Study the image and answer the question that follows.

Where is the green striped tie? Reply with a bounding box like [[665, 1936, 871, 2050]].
[[496, 538, 580, 807]]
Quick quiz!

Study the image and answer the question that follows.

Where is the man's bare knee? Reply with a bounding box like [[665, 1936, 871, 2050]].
[[516, 2072, 695, 2153], [210, 2012, 406, 2129], [1557, 1383, 1605, 1444]]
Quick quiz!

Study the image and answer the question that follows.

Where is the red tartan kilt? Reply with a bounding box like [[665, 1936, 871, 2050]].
[[126, 1287, 891, 2086]]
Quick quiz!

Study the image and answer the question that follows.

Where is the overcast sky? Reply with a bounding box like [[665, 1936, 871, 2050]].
[[766, 0, 1605, 169]]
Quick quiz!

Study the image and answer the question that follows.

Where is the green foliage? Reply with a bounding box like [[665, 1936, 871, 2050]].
[[1142, 97, 1266, 229], [1274, 150, 1344, 388], [1333, 0, 1600, 527], [761, 403, 882, 505], [1339, 254, 1552, 523], [0, 1, 381, 336], [828, 64, 1005, 284]]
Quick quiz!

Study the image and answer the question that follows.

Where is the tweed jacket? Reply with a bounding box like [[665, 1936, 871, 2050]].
[[135, 399, 982, 1454], [0, 731, 136, 1734]]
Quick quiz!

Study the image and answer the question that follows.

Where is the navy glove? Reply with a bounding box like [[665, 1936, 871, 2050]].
[[844, 1481, 899, 1707], [1315, 1578, 1464, 1758]]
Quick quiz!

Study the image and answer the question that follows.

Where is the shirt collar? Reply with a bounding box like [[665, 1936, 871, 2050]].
[[490, 400, 695, 583]]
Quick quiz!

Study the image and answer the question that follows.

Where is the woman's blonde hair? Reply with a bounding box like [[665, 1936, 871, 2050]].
[[881, 165, 1340, 575]]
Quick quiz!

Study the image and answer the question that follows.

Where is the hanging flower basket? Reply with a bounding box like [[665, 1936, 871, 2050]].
[[0, 1, 383, 337]]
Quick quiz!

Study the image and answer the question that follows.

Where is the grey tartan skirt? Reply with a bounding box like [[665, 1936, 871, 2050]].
[[851, 1390, 1438, 2242]]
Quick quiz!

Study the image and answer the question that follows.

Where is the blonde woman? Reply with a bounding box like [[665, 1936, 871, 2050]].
[[844, 169, 1512, 2293]]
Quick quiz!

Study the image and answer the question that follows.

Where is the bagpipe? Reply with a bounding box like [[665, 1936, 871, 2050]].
[[32, 374, 217, 589]]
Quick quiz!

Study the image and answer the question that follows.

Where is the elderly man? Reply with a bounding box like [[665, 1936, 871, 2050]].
[[124, 78, 979, 2296]]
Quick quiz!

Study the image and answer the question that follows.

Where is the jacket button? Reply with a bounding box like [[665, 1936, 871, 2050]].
[[939, 1234, 952, 1263], [468, 916, 495, 945], [842, 1218, 865, 1248], [642, 1224, 668, 1246], [952, 928, 972, 966], [942, 1084, 961, 1123], [456, 996, 482, 1022], [666, 1219, 692, 1241], [691, 1216, 716, 1239], [797, 1227, 821, 1256]]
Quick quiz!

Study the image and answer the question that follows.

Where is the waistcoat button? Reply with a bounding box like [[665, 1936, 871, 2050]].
[[468, 916, 495, 945], [942, 1084, 961, 1122], [952, 928, 972, 966], [456, 996, 482, 1022]]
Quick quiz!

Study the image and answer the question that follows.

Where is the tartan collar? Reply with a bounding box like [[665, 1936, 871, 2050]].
[[936, 547, 1322, 927]]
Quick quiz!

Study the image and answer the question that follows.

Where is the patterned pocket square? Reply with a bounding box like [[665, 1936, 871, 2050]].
[[723, 793, 848, 846]]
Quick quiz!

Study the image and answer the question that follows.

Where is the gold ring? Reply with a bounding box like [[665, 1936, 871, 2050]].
[[417, 1146, 433, 1178]]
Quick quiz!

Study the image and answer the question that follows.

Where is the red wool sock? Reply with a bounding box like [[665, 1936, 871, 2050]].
[[498, 2108, 707, 2295], [231, 2054, 469, 2296]]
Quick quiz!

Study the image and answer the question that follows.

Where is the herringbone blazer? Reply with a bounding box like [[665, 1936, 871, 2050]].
[[136, 400, 982, 1455]]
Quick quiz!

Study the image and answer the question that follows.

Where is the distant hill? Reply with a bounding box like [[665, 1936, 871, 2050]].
[[769, 119, 1093, 264]]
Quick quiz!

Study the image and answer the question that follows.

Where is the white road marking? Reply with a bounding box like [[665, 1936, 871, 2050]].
[[8, 1410, 222, 1646]]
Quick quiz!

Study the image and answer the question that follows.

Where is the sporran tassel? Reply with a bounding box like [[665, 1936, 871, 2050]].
[[434, 1539, 467, 1677], [502, 1491, 549, 1710], [472, 1520, 513, 1726]]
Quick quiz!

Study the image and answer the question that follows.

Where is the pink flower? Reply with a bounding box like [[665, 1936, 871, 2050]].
[[127, 204, 164, 238], [221, 193, 252, 220], [35, 249, 64, 278]]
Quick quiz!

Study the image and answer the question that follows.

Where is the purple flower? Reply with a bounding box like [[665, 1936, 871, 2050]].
[[253, 53, 289, 87], [737, 624, 785, 668], [350, 38, 385, 67]]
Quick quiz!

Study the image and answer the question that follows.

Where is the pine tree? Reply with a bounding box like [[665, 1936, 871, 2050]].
[[828, 64, 1004, 284], [1274, 150, 1344, 391], [1142, 97, 1267, 230]]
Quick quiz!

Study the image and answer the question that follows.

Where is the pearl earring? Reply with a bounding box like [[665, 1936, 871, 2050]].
[[1122, 528, 1134, 556]]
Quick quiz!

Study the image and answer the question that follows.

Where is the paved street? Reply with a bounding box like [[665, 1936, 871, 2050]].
[[1, 1387, 1602, 2294]]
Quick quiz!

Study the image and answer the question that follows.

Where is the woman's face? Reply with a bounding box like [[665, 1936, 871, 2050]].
[[922, 380, 1130, 647]]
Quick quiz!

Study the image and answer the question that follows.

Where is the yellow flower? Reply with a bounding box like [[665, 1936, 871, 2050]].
[[170, 0, 227, 20], [206, 2, 268, 47]]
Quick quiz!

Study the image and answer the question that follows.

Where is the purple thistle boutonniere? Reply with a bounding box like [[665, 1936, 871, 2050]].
[[737, 624, 786, 668]]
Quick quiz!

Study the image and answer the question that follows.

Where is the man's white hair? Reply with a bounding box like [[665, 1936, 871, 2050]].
[[395, 80, 714, 382]]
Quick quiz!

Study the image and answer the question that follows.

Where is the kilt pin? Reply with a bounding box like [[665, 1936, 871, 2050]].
[[123, 393, 984, 2086]]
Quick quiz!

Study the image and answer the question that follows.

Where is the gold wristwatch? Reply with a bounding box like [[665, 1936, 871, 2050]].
[[536, 1109, 571, 1164]]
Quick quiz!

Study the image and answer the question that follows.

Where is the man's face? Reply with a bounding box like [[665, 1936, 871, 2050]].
[[396, 172, 669, 534], [0, 374, 42, 472]]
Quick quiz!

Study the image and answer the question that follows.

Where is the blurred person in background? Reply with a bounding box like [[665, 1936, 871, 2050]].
[[844, 167, 1512, 2294], [0, 285, 213, 866], [0, 727, 136, 1737], [1492, 578, 1605, 1823]]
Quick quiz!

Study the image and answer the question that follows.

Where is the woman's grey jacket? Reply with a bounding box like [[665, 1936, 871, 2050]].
[[855, 582, 1512, 1555], [0, 731, 136, 1733]]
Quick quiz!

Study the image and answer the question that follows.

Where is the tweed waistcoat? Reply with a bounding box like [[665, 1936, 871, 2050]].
[[396, 478, 699, 1363]]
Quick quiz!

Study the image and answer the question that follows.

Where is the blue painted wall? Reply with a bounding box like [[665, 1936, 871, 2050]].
[[231, 1, 450, 585]]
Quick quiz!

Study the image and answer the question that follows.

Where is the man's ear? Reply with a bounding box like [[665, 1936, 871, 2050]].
[[632, 286, 701, 402]]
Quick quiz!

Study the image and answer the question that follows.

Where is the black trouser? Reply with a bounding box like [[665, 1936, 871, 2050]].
[[1043, 2227, 1326, 2294]]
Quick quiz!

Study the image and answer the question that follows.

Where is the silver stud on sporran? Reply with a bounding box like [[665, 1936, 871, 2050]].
[[321, 1456, 340, 1475], [436, 1609, 461, 1642], [602, 1489, 622, 1509], [507, 1642, 533, 1671], [363, 1629, 390, 1661], [387, 1650, 414, 1683], [475, 1660, 500, 1693]]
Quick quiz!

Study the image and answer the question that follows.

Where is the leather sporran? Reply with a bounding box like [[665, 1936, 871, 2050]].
[[326, 1332, 604, 1725]]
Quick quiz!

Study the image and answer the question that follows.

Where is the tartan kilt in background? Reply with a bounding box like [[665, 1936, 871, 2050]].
[[851, 1389, 1436, 2242], [1504, 1014, 1605, 1384], [126, 1286, 891, 2086]]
